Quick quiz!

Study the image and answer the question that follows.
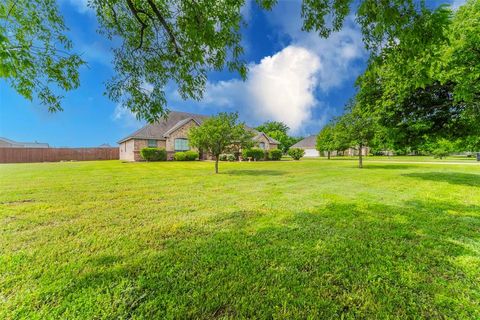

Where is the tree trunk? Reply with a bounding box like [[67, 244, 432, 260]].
[[327, 151, 330, 160], [358, 144, 363, 168], [215, 156, 219, 174]]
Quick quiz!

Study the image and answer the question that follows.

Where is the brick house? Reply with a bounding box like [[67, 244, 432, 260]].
[[118, 111, 280, 161]]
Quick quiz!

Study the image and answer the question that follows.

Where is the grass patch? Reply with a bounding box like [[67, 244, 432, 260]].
[[1, 159, 479, 318]]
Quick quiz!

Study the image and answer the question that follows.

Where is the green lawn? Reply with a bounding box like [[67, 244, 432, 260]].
[[1, 159, 479, 319]]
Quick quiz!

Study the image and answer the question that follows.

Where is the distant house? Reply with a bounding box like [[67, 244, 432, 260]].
[[291, 135, 369, 157], [118, 111, 280, 161], [0, 137, 49, 148], [291, 135, 319, 157]]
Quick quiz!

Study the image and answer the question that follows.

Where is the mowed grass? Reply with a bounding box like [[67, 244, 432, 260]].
[[1, 159, 479, 319]]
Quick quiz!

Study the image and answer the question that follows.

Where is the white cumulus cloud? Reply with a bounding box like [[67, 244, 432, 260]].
[[171, 46, 321, 133]]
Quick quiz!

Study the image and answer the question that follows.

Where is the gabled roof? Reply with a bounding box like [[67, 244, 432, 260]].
[[291, 135, 317, 149], [163, 118, 201, 137], [117, 111, 208, 143], [253, 132, 280, 145], [117, 110, 281, 145]]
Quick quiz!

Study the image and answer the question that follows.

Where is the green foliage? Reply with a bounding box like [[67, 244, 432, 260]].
[[174, 152, 186, 161], [356, 1, 479, 151], [287, 148, 305, 160], [174, 151, 198, 161], [0, 0, 84, 111], [189, 112, 253, 173], [255, 121, 302, 153], [255, 121, 289, 134], [91, 0, 272, 122], [268, 149, 283, 161], [219, 154, 236, 161], [140, 147, 167, 161], [316, 123, 337, 158], [242, 148, 265, 161], [184, 150, 199, 161]]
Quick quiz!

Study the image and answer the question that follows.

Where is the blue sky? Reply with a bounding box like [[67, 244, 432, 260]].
[[0, 0, 461, 147]]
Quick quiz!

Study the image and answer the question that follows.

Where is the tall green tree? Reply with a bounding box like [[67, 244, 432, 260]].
[[0, 0, 84, 111], [316, 123, 336, 159], [188, 112, 253, 173], [356, 0, 479, 151]]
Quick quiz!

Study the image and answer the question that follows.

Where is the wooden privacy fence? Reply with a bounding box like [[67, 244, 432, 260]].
[[0, 147, 119, 163]]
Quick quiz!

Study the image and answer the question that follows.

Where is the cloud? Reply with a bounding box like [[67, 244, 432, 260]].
[[112, 104, 145, 129], [169, 46, 321, 133]]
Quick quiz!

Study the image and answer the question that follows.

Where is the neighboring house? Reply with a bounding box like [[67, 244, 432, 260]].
[[291, 135, 319, 157], [291, 135, 369, 157], [118, 111, 280, 161], [0, 137, 49, 148]]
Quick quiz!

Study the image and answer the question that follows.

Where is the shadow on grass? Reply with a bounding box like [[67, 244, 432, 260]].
[[362, 164, 414, 170], [222, 169, 287, 176], [16, 201, 480, 318], [403, 172, 480, 187]]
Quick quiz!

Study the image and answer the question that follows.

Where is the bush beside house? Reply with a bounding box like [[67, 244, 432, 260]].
[[288, 148, 305, 160], [219, 154, 236, 161], [268, 149, 283, 160], [140, 147, 167, 161], [174, 151, 199, 161], [242, 148, 265, 161]]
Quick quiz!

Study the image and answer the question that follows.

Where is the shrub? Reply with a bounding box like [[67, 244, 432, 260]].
[[288, 148, 305, 160], [174, 151, 199, 161], [432, 148, 449, 159], [219, 153, 235, 161], [242, 148, 265, 161], [140, 147, 167, 161], [174, 152, 187, 161], [268, 149, 283, 161], [185, 150, 199, 161]]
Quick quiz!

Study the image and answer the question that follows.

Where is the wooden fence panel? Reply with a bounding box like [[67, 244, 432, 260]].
[[0, 147, 119, 163]]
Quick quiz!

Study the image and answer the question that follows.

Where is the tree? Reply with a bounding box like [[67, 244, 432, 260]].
[[188, 112, 253, 173], [3, 0, 454, 122], [316, 123, 336, 159], [255, 121, 302, 153], [337, 101, 377, 168], [356, 1, 479, 151], [91, 0, 275, 122], [0, 0, 84, 111]]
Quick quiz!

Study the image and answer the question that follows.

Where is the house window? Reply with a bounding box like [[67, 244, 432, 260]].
[[259, 142, 266, 150], [174, 138, 189, 151], [147, 139, 157, 147]]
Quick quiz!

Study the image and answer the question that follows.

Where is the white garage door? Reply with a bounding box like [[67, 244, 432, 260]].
[[304, 149, 319, 157]]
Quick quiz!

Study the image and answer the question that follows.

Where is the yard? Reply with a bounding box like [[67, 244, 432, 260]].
[[1, 159, 479, 318]]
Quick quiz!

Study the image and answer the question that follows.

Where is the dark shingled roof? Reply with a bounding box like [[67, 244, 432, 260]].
[[117, 111, 209, 143], [291, 135, 317, 149], [118, 110, 281, 145]]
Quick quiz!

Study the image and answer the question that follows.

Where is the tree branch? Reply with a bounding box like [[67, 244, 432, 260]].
[[126, 0, 147, 51], [145, 0, 182, 57]]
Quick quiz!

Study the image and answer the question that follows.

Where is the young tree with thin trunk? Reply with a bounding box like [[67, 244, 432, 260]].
[[337, 101, 377, 168], [188, 112, 253, 174], [316, 123, 337, 159]]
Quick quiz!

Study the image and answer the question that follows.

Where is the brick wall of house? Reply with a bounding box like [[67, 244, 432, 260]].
[[165, 120, 199, 152], [132, 139, 166, 161], [254, 134, 278, 150]]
